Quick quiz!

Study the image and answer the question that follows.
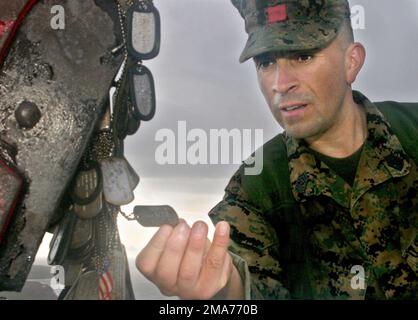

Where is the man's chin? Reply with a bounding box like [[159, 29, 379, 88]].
[[274, 118, 308, 139], [282, 125, 319, 141]]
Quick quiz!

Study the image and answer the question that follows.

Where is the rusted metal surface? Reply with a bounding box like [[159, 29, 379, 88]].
[[0, 0, 124, 291]]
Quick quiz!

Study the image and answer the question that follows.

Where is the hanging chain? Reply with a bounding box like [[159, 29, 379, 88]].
[[92, 203, 121, 273], [88, 2, 133, 272], [118, 208, 136, 221]]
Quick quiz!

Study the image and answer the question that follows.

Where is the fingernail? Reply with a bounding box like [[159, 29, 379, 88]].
[[178, 220, 188, 232], [217, 221, 229, 237], [192, 221, 206, 238], [160, 224, 175, 237], [174, 221, 189, 240]]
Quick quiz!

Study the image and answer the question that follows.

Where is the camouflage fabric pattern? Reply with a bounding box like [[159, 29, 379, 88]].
[[209, 91, 417, 299], [231, 0, 351, 62]]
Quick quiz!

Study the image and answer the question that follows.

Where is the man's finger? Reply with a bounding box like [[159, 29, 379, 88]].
[[136, 224, 174, 279], [199, 221, 230, 287], [155, 220, 191, 290], [177, 221, 208, 292]]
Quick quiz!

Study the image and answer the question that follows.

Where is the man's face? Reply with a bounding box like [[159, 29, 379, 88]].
[[255, 37, 350, 141]]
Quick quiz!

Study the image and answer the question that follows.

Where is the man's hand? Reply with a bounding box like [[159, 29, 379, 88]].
[[136, 219, 244, 300]]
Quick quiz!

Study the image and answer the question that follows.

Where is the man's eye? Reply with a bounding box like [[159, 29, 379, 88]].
[[256, 58, 276, 69], [296, 55, 313, 63]]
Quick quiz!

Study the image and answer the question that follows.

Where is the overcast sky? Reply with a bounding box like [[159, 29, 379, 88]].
[[37, 0, 418, 262]]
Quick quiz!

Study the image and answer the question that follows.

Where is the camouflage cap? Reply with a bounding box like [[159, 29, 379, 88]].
[[232, 0, 351, 63]]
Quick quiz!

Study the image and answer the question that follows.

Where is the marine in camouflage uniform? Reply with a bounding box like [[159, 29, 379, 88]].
[[209, 0, 418, 299]]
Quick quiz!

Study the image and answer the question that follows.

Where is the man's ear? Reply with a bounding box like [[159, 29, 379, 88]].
[[345, 42, 366, 84]]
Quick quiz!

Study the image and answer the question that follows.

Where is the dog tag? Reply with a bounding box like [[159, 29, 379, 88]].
[[70, 166, 103, 219], [118, 83, 141, 137], [127, 0, 161, 60], [126, 98, 142, 136], [70, 218, 94, 249], [133, 205, 179, 227], [128, 64, 156, 121], [63, 270, 99, 300], [100, 157, 135, 205], [73, 193, 103, 220], [124, 157, 140, 190], [67, 218, 95, 262], [48, 209, 77, 265]]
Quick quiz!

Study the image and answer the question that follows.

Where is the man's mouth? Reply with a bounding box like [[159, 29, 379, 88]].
[[280, 103, 308, 114]]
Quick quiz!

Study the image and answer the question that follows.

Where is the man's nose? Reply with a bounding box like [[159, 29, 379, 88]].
[[272, 60, 298, 94]]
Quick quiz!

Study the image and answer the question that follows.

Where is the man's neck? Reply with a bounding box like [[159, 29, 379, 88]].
[[305, 92, 368, 158]]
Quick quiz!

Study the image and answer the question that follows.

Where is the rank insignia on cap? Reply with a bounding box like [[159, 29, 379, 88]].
[[266, 4, 287, 24], [0, 20, 15, 39]]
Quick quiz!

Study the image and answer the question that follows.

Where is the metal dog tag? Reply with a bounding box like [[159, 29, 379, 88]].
[[48, 209, 77, 265], [133, 205, 179, 227], [71, 166, 103, 219], [126, 98, 142, 136], [127, 0, 161, 60], [67, 218, 95, 262], [100, 157, 135, 205], [129, 64, 156, 121], [124, 157, 140, 190], [63, 270, 99, 300], [73, 194, 103, 220]]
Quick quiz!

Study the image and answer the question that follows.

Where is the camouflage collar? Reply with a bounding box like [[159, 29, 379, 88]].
[[285, 90, 411, 209]]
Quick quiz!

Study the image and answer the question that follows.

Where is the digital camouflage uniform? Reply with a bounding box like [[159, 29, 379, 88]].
[[209, 91, 418, 299]]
